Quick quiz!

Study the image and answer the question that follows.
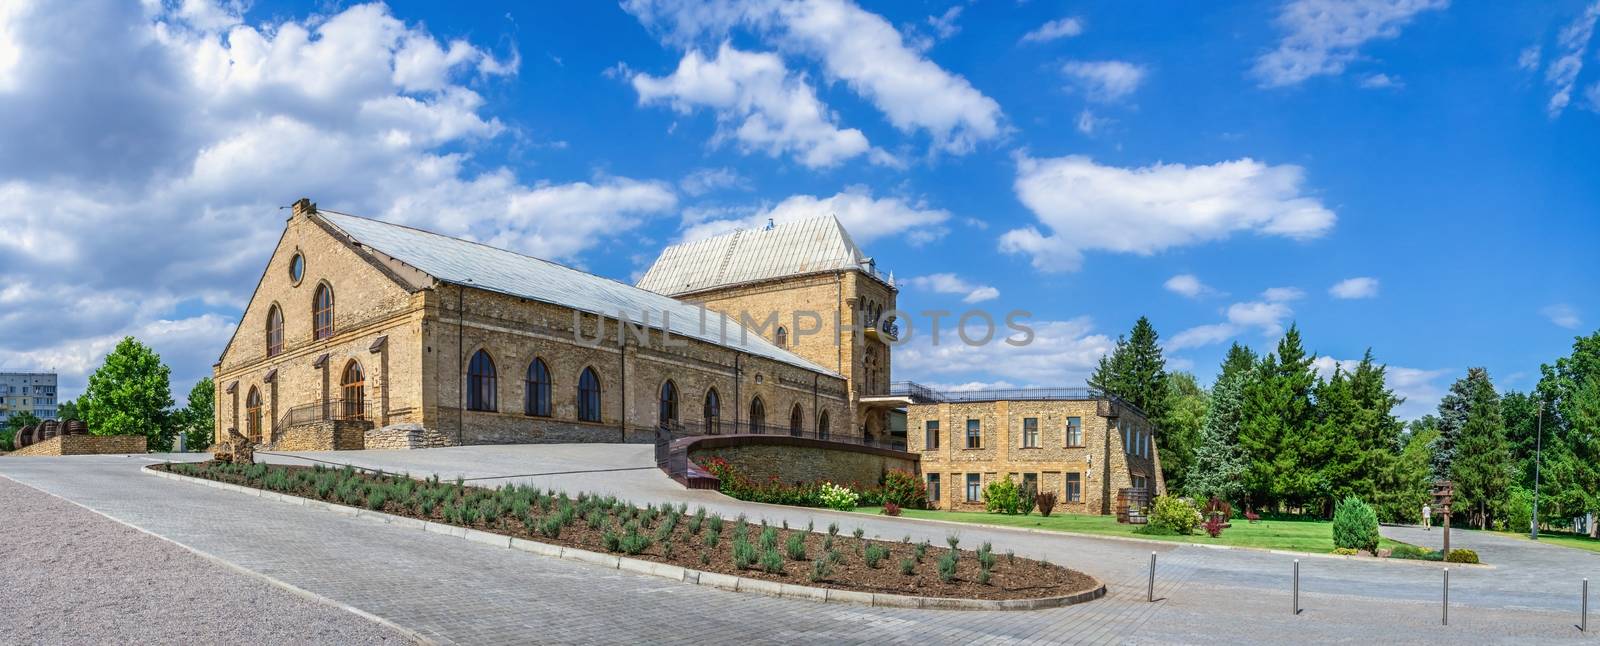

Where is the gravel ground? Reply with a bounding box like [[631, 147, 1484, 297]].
[[0, 475, 410, 645]]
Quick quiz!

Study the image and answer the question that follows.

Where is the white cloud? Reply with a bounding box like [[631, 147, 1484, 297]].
[[1020, 17, 1084, 44], [622, 0, 1005, 154], [1166, 295, 1298, 351], [1543, 1, 1600, 117], [1061, 60, 1146, 102], [631, 43, 883, 168], [1543, 304, 1582, 329], [1252, 0, 1449, 87], [1227, 300, 1294, 335], [1359, 72, 1403, 89], [1313, 356, 1449, 419], [1518, 45, 1541, 72], [1262, 286, 1305, 302], [1075, 109, 1110, 135], [1329, 276, 1380, 299], [0, 1, 676, 400], [1001, 154, 1336, 272], [679, 167, 750, 196], [1167, 323, 1239, 352], [895, 317, 1114, 387], [926, 6, 962, 40], [1164, 274, 1213, 299], [906, 273, 1000, 303], [679, 185, 951, 245]]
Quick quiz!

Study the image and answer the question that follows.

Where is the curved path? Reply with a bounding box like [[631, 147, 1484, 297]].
[[2, 448, 1596, 644]]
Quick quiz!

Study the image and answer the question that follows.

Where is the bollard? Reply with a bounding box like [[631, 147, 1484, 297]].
[[1148, 552, 1156, 602], [1443, 568, 1449, 626], [1293, 559, 1300, 615], [1584, 578, 1590, 633]]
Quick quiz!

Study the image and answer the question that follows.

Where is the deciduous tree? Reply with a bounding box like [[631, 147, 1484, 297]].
[[80, 337, 174, 452]]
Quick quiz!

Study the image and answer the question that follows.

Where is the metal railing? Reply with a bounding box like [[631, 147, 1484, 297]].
[[276, 398, 373, 430], [662, 419, 905, 451]]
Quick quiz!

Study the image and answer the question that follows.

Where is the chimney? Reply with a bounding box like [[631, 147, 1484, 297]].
[[291, 197, 317, 218]]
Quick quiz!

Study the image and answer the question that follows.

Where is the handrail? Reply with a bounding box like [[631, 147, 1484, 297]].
[[275, 398, 373, 431]]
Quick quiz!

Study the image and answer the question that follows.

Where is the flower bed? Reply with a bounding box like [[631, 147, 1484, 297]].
[[699, 457, 927, 511], [155, 461, 1099, 601]]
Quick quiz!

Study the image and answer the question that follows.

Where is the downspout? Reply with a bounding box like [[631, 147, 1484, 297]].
[[733, 352, 742, 431], [812, 373, 819, 435], [619, 328, 628, 443], [457, 282, 465, 445]]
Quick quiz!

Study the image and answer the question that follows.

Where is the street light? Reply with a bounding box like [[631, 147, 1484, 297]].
[[1532, 398, 1545, 540]]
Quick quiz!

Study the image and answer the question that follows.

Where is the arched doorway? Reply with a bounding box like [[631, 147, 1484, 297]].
[[341, 360, 365, 420], [749, 396, 766, 434], [245, 387, 262, 443], [659, 380, 679, 429], [789, 404, 803, 437]]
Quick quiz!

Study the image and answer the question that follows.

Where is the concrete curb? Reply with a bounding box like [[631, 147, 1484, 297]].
[[144, 465, 1107, 611]]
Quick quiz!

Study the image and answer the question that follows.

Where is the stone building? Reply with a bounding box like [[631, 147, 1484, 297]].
[[900, 385, 1164, 515], [636, 217, 899, 443], [212, 200, 850, 450]]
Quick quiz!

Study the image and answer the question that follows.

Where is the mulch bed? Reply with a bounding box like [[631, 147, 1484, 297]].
[[153, 461, 1100, 601]]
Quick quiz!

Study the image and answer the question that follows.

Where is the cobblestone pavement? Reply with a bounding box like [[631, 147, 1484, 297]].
[[3, 452, 1598, 644], [0, 472, 407, 645]]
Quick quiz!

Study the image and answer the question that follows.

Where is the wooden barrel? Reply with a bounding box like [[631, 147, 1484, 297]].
[[19, 425, 36, 447], [64, 420, 89, 436], [39, 420, 60, 440]]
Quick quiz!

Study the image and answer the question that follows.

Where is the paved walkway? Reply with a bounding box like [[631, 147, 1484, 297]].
[[2, 450, 1597, 644]]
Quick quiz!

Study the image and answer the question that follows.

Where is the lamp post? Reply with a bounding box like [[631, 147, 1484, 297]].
[[1532, 399, 1545, 540]]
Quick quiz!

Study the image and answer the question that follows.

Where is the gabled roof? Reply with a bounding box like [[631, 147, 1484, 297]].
[[636, 215, 888, 297], [315, 211, 839, 378]]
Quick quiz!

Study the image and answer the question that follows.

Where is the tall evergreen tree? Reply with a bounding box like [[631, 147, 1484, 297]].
[[80, 336, 174, 452], [1442, 368, 1511, 529], [1219, 342, 1257, 384], [1237, 325, 1318, 512], [1374, 418, 1439, 523], [1535, 331, 1600, 534], [1090, 317, 1189, 484], [1160, 372, 1208, 491], [1186, 362, 1248, 503]]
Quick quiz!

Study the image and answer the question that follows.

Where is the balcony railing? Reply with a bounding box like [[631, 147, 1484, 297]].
[[883, 381, 1146, 417], [276, 398, 373, 431]]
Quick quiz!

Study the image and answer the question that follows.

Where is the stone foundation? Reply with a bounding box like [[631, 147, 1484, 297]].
[[364, 423, 457, 450], [272, 420, 370, 451], [8, 435, 148, 456], [688, 436, 917, 488]]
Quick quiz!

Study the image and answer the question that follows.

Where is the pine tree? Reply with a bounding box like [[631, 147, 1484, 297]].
[[1444, 368, 1511, 529], [1375, 418, 1438, 523], [1090, 317, 1188, 485], [1186, 365, 1247, 504], [1219, 342, 1257, 384], [1237, 325, 1317, 512]]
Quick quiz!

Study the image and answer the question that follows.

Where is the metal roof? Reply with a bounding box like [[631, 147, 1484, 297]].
[[636, 216, 887, 296], [316, 211, 840, 378]]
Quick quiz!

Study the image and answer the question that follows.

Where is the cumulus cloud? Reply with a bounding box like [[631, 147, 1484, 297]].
[[1166, 291, 1300, 351], [895, 317, 1113, 387], [1164, 274, 1214, 299], [1262, 286, 1305, 302], [622, 0, 1005, 154], [1543, 304, 1582, 329], [1061, 60, 1146, 102], [678, 185, 950, 245], [1001, 154, 1336, 272], [631, 43, 885, 168], [1252, 0, 1448, 87], [0, 1, 676, 399], [905, 273, 1000, 303], [1329, 276, 1380, 299], [679, 167, 750, 196], [1020, 17, 1084, 44]]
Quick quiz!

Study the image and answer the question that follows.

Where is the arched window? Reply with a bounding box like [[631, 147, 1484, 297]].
[[467, 350, 497, 412], [818, 411, 830, 440], [341, 360, 365, 420], [789, 404, 804, 437], [577, 367, 602, 422], [524, 358, 551, 417], [312, 283, 335, 340], [266, 305, 284, 357], [775, 326, 788, 348], [749, 396, 766, 434], [659, 380, 679, 428], [245, 387, 262, 443], [703, 388, 721, 434]]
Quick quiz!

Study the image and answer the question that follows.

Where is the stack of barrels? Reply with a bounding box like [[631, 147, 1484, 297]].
[[10, 419, 86, 450]]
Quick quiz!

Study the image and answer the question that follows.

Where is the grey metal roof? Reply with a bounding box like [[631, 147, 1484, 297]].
[[316, 211, 840, 378], [636, 216, 887, 296]]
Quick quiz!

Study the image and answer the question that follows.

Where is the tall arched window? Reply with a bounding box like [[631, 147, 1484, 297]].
[[524, 358, 551, 417], [775, 326, 788, 348], [245, 387, 262, 443], [341, 360, 365, 420], [703, 388, 721, 434], [467, 350, 497, 411], [312, 284, 335, 340], [818, 411, 831, 440], [789, 404, 804, 437], [577, 367, 602, 422], [265, 305, 284, 357], [749, 396, 766, 434], [659, 380, 679, 428]]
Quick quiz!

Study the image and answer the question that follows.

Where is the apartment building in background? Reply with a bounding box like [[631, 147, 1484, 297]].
[[0, 372, 59, 426]]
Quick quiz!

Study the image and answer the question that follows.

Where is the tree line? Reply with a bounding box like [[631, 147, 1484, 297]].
[[1, 337, 214, 453], [1091, 317, 1600, 532]]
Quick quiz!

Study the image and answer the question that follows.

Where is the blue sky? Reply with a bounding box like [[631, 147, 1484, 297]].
[[1, 0, 1596, 418]]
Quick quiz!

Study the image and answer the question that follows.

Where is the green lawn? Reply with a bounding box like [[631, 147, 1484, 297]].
[[1500, 530, 1600, 554], [852, 506, 1414, 554]]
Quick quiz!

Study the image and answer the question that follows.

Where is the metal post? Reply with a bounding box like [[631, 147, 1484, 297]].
[[1584, 578, 1589, 632], [1443, 568, 1449, 626], [1293, 559, 1300, 615], [1148, 552, 1156, 602]]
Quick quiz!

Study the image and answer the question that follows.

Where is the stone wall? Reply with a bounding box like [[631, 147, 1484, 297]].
[[272, 420, 369, 451], [688, 437, 917, 489], [907, 399, 1163, 515], [9, 434, 147, 456], [364, 423, 457, 450]]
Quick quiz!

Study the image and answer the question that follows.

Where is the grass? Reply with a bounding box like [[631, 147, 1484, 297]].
[[1501, 529, 1600, 554], [851, 506, 1414, 554]]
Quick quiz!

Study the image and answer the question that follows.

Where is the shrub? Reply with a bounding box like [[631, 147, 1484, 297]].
[[1203, 514, 1226, 538], [946, 534, 960, 550], [1445, 549, 1480, 564], [785, 532, 807, 561], [1035, 491, 1059, 517], [760, 549, 784, 574], [620, 528, 652, 555], [864, 544, 889, 568], [881, 469, 929, 509], [977, 542, 995, 571], [1331, 547, 1359, 556], [1332, 496, 1380, 555], [852, 526, 865, 540], [1133, 523, 1178, 536], [978, 569, 991, 585], [760, 526, 779, 552], [818, 482, 860, 511], [983, 476, 1025, 515], [809, 558, 832, 583], [602, 529, 622, 552], [539, 515, 562, 539], [937, 552, 958, 583], [899, 557, 916, 576], [828, 522, 840, 536], [1148, 496, 1203, 535], [733, 536, 757, 570], [1389, 545, 1441, 561], [707, 515, 724, 535], [914, 541, 929, 562], [882, 502, 902, 517]]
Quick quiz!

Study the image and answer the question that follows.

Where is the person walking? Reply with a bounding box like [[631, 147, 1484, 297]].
[[1423, 503, 1432, 531]]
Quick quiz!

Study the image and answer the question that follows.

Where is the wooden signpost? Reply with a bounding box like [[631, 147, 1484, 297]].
[[1433, 480, 1454, 555]]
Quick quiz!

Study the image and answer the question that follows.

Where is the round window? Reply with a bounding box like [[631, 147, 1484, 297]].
[[289, 253, 305, 284]]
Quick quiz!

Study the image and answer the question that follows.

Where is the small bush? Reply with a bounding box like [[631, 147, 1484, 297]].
[[882, 502, 901, 517], [760, 549, 784, 574], [818, 482, 860, 511], [1445, 549, 1480, 564], [733, 537, 757, 570], [865, 544, 889, 568], [539, 515, 562, 539], [602, 529, 622, 552], [809, 558, 832, 583], [1148, 496, 1203, 535], [760, 526, 779, 552], [1332, 496, 1380, 555], [707, 515, 724, 535], [1133, 523, 1179, 536], [1389, 544, 1442, 561], [1036, 491, 1059, 517], [983, 476, 1025, 515], [978, 569, 991, 586], [1203, 514, 1226, 538], [1330, 547, 1359, 556], [899, 557, 916, 576], [620, 529, 652, 555], [914, 541, 929, 562], [785, 532, 807, 561], [881, 468, 929, 509], [946, 534, 960, 550], [938, 552, 958, 583]]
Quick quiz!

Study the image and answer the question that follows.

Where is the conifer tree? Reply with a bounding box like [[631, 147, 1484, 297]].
[[1237, 325, 1317, 512], [1186, 363, 1248, 503], [1090, 317, 1185, 483], [1442, 368, 1511, 529]]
